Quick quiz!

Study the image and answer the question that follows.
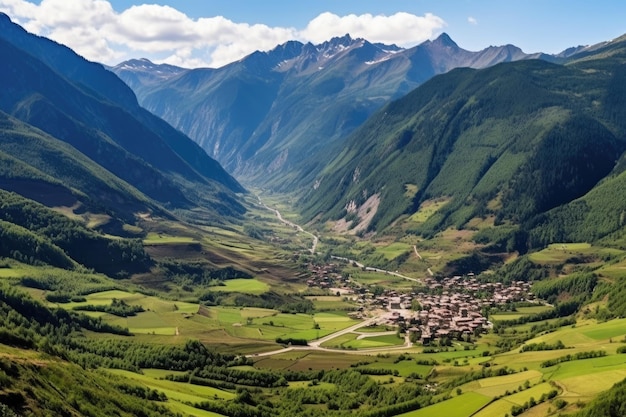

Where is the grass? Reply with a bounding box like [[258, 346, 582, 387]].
[[143, 233, 198, 245], [377, 242, 412, 260], [209, 278, 269, 295], [305, 295, 356, 311], [397, 392, 491, 417], [107, 369, 236, 401], [358, 361, 433, 378], [472, 383, 554, 417], [490, 305, 553, 322], [528, 318, 626, 347], [409, 198, 451, 223], [465, 370, 543, 398], [344, 334, 405, 349]]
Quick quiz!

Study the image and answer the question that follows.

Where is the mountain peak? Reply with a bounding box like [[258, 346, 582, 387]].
[[432, 33, 458, 48], [321, 33, 361, 50]]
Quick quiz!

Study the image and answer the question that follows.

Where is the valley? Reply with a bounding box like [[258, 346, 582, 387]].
[[1, 7, 626, 417]]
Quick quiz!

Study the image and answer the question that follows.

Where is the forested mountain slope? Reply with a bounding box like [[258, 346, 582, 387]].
[[296, 35, 626, 247], [0, 13, 245, 223]]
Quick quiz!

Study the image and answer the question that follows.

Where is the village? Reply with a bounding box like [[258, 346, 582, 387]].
[[306, 261, 535, 345]]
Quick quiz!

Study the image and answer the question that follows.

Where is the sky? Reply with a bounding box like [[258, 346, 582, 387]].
[[1, 0, 625, 69]]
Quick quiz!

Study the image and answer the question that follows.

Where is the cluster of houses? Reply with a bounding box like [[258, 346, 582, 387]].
[[305, 260, 536, 345], [376, 277, 534, 344], [305, 262, 347, 290]]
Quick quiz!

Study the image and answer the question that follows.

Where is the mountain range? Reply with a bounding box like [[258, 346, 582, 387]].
[[111, 33, 566, 185], [110, 29, 626, 254]]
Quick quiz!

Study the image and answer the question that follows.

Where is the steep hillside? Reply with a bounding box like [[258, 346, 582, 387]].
[[113, 33, 553, 185], [0, 14, 244, 223], [296, 39, 626, 241]]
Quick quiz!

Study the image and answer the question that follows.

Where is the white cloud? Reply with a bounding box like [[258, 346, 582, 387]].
[[301, 12, 445, 46], [468, 16, 478, 25], [0, 0, 446, 68]]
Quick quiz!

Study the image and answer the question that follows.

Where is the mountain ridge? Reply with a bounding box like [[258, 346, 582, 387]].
[[112, 32, 563, 186]]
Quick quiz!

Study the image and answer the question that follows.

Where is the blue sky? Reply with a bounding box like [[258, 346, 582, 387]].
[[1, 0, 625, 68]]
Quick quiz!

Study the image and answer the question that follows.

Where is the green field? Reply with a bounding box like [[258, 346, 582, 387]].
[[143, 233, 198, 245], [377, 242, 412, 260], [409, 198, 450, 223], [490, 305, 553, 322], [344, 334, 405, 349], [398, 392, 491, 417], [305, 295, 356, 311], [473, 383, 554, 417], [209, 278, 269, 294], [107, 368, 234, 417]]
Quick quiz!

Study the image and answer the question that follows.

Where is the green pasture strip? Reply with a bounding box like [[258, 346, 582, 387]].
[[397, 392, 490, 417], [377, 242, 412, 260], [409, 199, 450, 223], [106, 369, 235, 401], [506, 383, 554, 405], [0, 267, 26, 278], [547, 355, 626, 380], [281, 351, 366, 371], [141, 369, 187, 379], [357, 325, 396, 333], [165, 402, 226, 417], [516, 305, 554, 315], [307, 296, 356, 311], [344, 334, 404, 349], [472, 383, 553, 417], [528, 318, 626, 347], [467, 370, 543, 398], [209, 278, 269, 294], [320, 333, 359, 348], [560, 368, 626, 397], [143, 233, 198, 244]]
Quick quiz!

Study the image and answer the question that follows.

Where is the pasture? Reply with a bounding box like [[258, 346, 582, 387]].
[[398, 392, 491, 417], [409, 198, 450, 223], [107, 368, 234, 417], [377, 242, 412, 260], [209, 278, 269, 294]]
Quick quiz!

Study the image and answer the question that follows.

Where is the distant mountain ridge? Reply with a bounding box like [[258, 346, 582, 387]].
[[111, 33, 562, 185]]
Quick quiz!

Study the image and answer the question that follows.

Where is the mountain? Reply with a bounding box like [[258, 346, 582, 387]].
[[107, 58, 188, 92], [112, 33, 554, 185], [294, 35, 626, 246], [0, 13, 245, 224]]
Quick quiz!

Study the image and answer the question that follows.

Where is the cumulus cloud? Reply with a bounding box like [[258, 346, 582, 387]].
[[468, 16, 478, 25], [301, 12, 445, 46], [0, 0, 446, 68]]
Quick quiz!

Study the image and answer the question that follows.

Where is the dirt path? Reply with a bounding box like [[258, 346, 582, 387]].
[[413, 245, 422, 260]]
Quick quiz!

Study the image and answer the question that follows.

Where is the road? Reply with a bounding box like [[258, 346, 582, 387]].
[[249, 198, 421, 358], [257, 196, 319, 254], [331, 256, 420, 283], [247, 314, 414, 358]]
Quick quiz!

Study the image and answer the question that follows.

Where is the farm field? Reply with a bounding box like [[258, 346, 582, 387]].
[[377, 242, 412, 260], [208, 278, 269, 294], [398, 392, 491, 417]]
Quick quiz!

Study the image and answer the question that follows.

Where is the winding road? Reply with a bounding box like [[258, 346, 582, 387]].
[[250, 197, 422, 358], [257, 196, 318, 254]]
